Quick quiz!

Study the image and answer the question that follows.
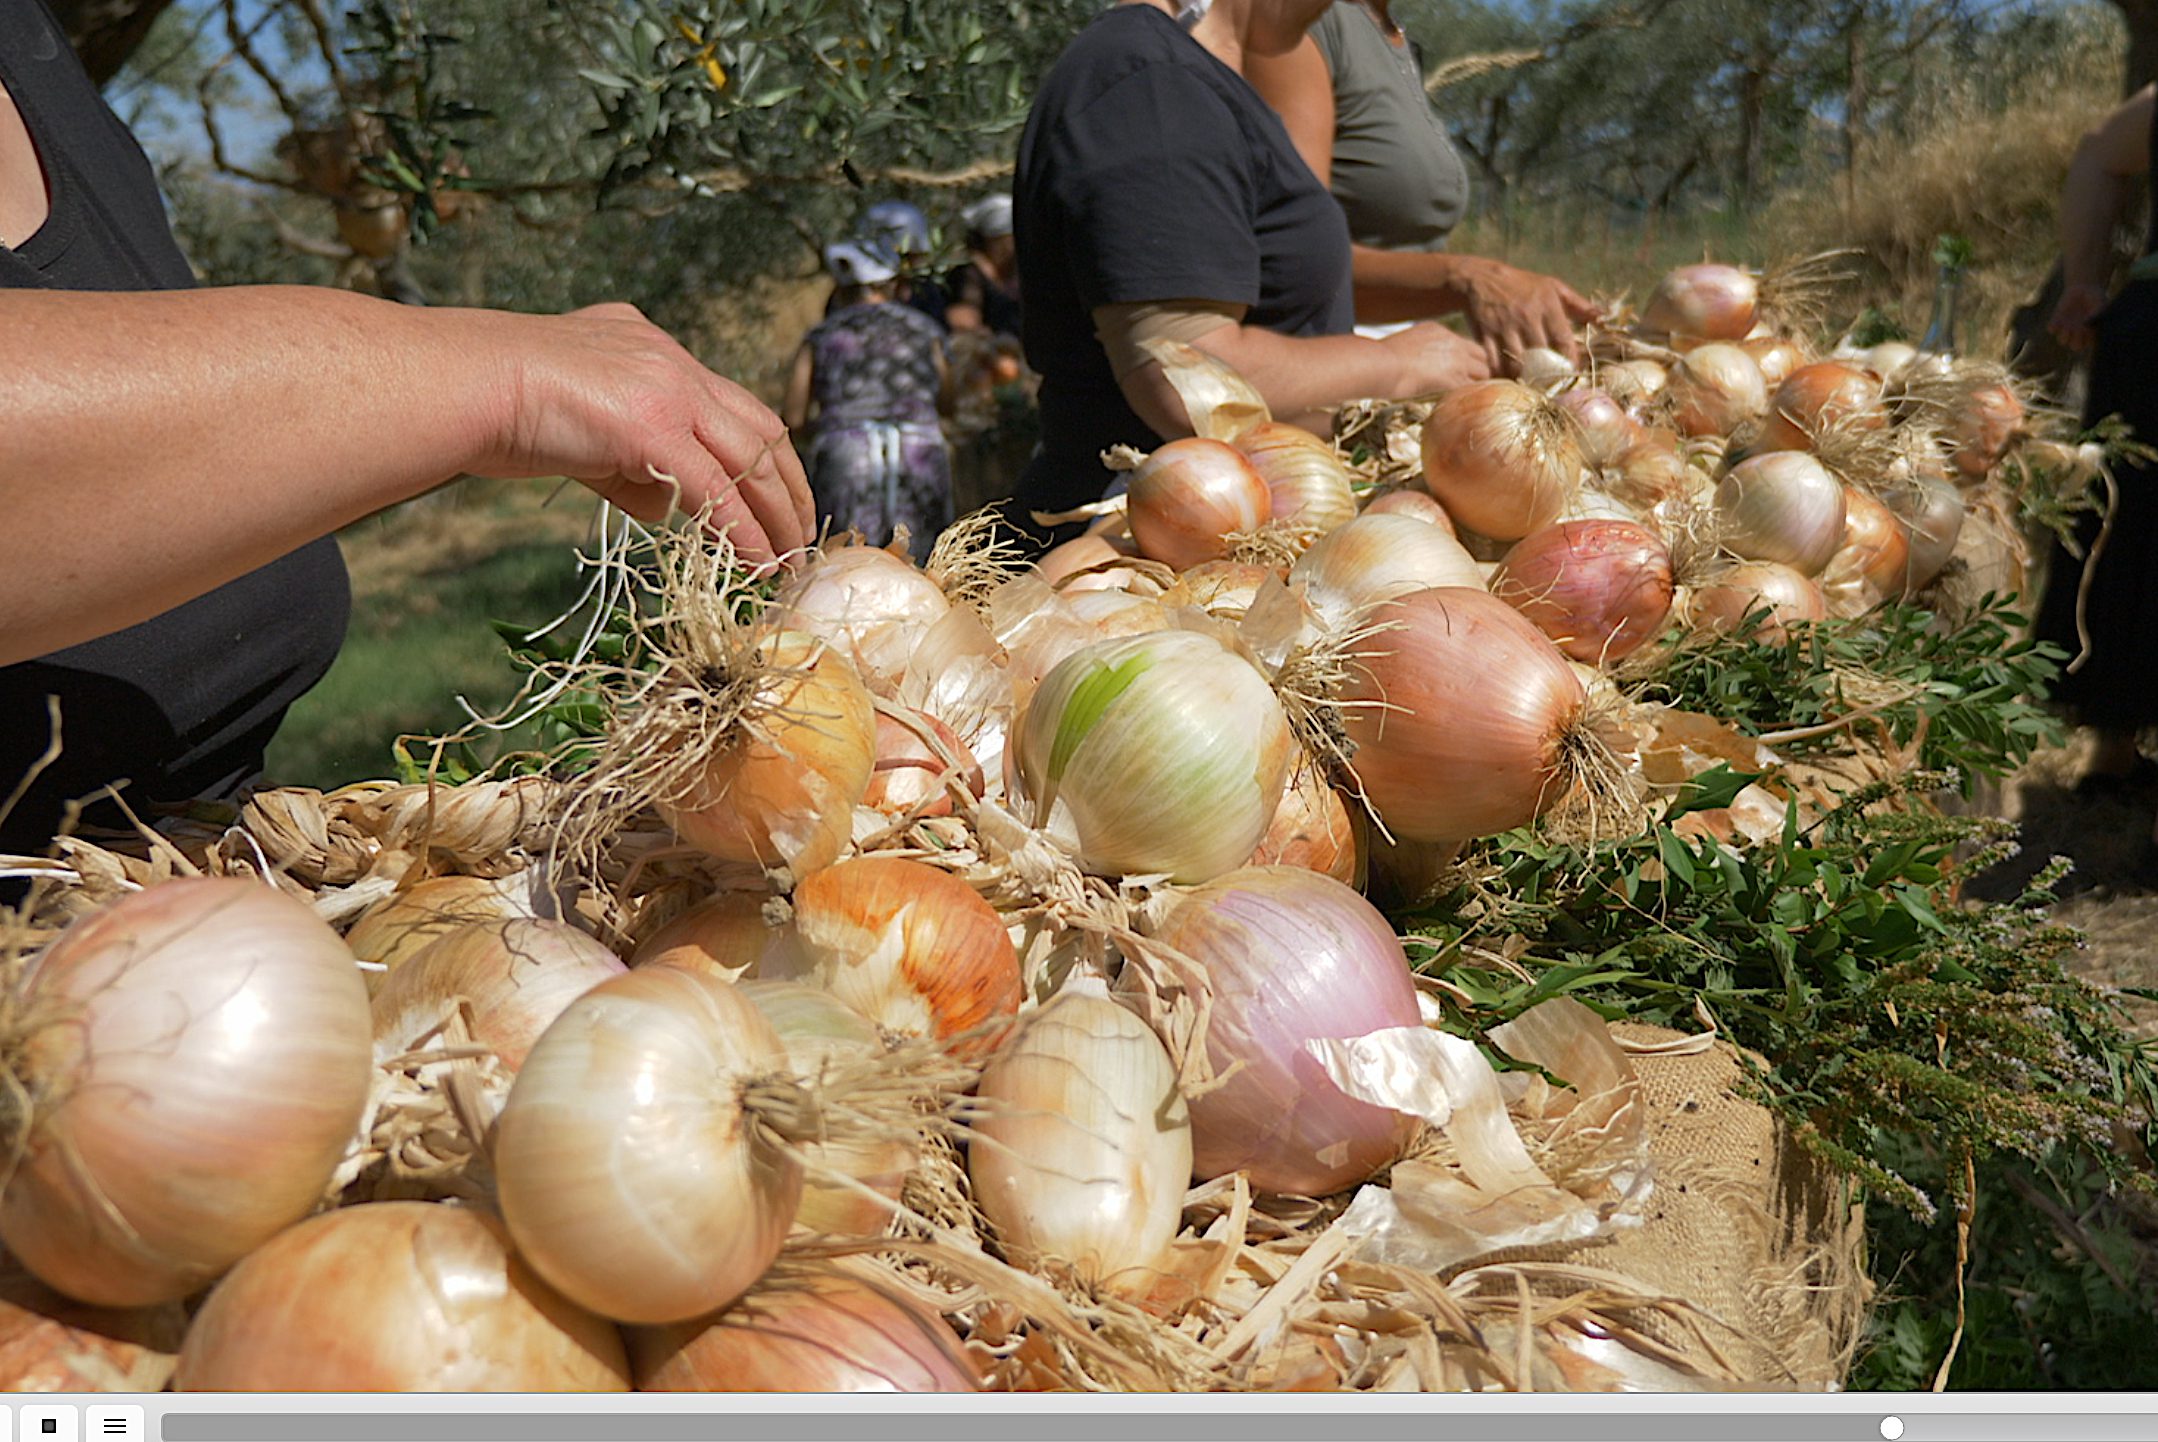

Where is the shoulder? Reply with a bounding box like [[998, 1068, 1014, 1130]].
[[1311, 2, 1352, 68], [1038, 8, 1243, 132]]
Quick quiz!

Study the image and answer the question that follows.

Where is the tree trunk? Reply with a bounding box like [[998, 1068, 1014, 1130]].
[[1843, 6, 1868, 229], [2114, 0, 2158, 94], [1733, 63, 1767, 208], [51, 0, 178, 86]]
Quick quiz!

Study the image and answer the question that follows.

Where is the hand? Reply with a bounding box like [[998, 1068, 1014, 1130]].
[[472, 302, 815, 566], [1384, 321, 1494, 396], [2050, 282, 2110, 352], [1451, 258, 1602, 375]]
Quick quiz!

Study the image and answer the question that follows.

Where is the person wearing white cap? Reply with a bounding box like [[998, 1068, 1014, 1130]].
[[782, 240, 956, 560], [948, 194, 1021, 338]]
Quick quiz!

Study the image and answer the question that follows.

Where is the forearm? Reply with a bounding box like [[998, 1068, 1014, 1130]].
[[2061, 145, 2131, 294], [1119, 321, 1407, 436], [1348, 246, 1477, 325], [0, 286, 504, 665]]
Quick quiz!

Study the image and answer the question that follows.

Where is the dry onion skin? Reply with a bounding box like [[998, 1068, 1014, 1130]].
[[370, 918, 627, 1073], [1127, 438, 1272, 570], [630, 890, 803, 982], [1418, 380, 1587, 541], [0, 878, 372, 1306], [1690, 560, 1828, 642], [172, 1202, 629, 1391], [767, 856, 1023, 1048], [1146, 866, 1421, 1195], [772, 544, 952, 693], [0, 1249, 185, 1392], [1235, 421, 1358, 534], [864, 706, 986, 819], [1491, 519, 1676, 664], [1015, 628, 1294, 884], [342, 873, 543, 995], [659, 629, 877, 879], [1249, 759, 1359, 884], [1341, 587, 1591, 843], [1641, 263, 1758, 340], [494, 966, 804, 1324], [1714, 452, 1848, 576], [631, 1268, 977, 1392], [1669, 343, 1769, 438], [970, 992, 1192, 1292]]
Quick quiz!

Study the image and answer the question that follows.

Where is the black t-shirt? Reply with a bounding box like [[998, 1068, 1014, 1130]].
[[1011, 5, 1354, 533], [0, 0, 351, 851]]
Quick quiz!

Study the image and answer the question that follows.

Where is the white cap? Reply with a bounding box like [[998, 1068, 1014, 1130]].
[[824, 241, 898, 287], [963, 194, 1014, 240]]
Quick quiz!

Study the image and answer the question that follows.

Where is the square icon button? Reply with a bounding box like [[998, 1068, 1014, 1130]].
[[18, 1406, 75, 1442], [84, 1411, 140, 1442]]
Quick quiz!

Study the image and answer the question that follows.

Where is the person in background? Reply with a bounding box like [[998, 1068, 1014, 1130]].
[[945, 193, 1034, 517], [1245, 0, 1598, 372], [782, 241, 956, 560], [946, 193, 1022, 339], [860, 198, 951, 331], [2033, 83, 2158, 801], [0, 0, 809, 856], [1012, 0, 1490, 547]]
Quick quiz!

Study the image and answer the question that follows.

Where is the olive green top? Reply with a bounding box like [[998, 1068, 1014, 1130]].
[[1311, 1, 1471, 253]]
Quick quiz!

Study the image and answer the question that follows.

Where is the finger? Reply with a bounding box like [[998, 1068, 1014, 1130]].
[[735, 469, 810, 562], [580, 475, 675, 526], [1542, 297, 1580, 363], [656, 443, 778, 564], [1496, 320, 1529, 376], [702, 375, 814, 543], [1479, 329, 1503, 375], [1557, 283, 1601, 323]]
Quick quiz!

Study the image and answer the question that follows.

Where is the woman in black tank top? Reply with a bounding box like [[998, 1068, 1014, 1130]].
[[0, 0, 815, 854]]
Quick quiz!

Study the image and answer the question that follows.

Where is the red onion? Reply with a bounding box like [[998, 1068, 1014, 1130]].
[[1127, 439, 1272, 570], [1418, 381, 1586, 541], [1690, 561, 1827, 642], [1670, 344, 1769, 437], [1146, 866, 1421, 1195], [1554, 387, 1645, 465], [632, 1269, 978, 1391], [1492, 520, 1676, 664], [1715, 452, 1847, 576], [1642, 263, 1758, 340], [1235, 422, 1357, 534], [1753, 362, 1884, 455]]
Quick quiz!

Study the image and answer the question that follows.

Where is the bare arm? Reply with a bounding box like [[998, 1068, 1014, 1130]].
[[2052, 85, 2155, 349], [781, 343, 816, 435], [0, 287, 814, 667], [1352, 248, 1601, 371], [1243, 35, 1336, 187]]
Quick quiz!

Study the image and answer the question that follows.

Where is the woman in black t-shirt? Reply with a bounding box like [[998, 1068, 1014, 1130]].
[[1011, 0, 1490, 540], [0, 0, 813, 852]]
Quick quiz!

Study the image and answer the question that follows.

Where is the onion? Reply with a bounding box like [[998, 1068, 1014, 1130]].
[[1419, 381, 1586, 540], [773, 545, 952, 694], [1517, 346, 1578, 388], [1145, 867, 1420, 1194], [971, 992, 1191, 1289], [632, 891, 801, 981], [865, 706, 985, 819], [1235, 422, 1357, 534], [632, 1268, 976, 1392], [1642, 263, 1758, 340], [1363, 830, 1465, 912], [1492, 520, 1675, 664], [1883, 473, 1966, 591], [1037, 533, 1135, 588], [737, 981, 913, 1236], [1741, 334, 1807, 387], [172, 1202, 630, 1391], [1127, 438, 1272, 570], [1362, 486, 1457, 534], [1863, 341, 1918, 384], [1669, 344, 1768, 438], [1598, 442, 1701, 516], [1289, 512, 1485, 628], [1341, 588, 1590, 843], [1753, 362, 1885, 455], [764, 856, 1022, 1047], [0, 878, 371, 1306], [497, 967, 807, 1323], [343, 873, 544, 995], [659, 630, 877, 880], [371, 919, 626, 1073], [1249, 759, 1358, 884], [1948, 380, 2025, 479], [0, 1250, 185, 1391], [1160, 560, 1281, 617], [1715, 452, 1848, 576], [1553, 387, 1644, 465], [1015, 629, 1293, 883], [1599, 359, 1668, 408], [1690, 561, 1827, 642], [1819, 486, 1913, 616]]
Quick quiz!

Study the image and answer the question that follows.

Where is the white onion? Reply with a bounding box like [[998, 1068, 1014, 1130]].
[[1235, 422, 1358, 534], [1669, 344, 1769, 437], [1883, 473, 1966, 591], [342, 873, 544, 995], [1249, 759, 1359, 884], [1362, 487, 1457, 534], [773, 545, 952, 694], [1690, 561, 1827, 642], [1289, 512, 1486, 629], [1517, 347, 1578, 388], [1715, 452, 1848, 576], [631, 890, 803, 981], [1127, 439, 1272, 570], [1819, 486, 1914, 616], [371, 918, 626, 1073], [1642, 263, 1758, 340], [1419, 381, 1587, 541]]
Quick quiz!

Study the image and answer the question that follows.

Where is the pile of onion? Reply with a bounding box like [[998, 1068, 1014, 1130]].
[[1288, 512, 1485, 627], [1126, 439, 1272, 569], [370, 918, 626, 1073], [1642, 263, 1758, 340], [0, 878, 372, 1306], [1689, 560, 1827, 642], [1234, 422, 1357, 533], [632, 1268, 977, 1392], [1491, 519, 1676, 664], [1752, 362, 1885, 455], [773, 544, 952, 693], [1818, 486, 1913, 617], [1669, 344, 1769, 437], [1419, 381, 1587, 541], [1714, 452, 1848, 576]]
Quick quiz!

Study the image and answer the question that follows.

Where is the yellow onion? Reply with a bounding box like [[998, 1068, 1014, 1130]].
[[1741, 334, 1808, 387], [1599, 359, 1668, 408], [1127, 438, 1272, 570], [172, 1202, 629, 1391], [1716, 452, 1847, 576], [737, 981, 913, 1236], [1884, 473, 1966, 591], [1753, 362, 1885, 455], [1160, 560, 1282, 617], [1418, 381, 1586, 541], [773, 545, 952, 693], [0, 878, 371, 1306], [1037, 532, 1136, 588], [0, 1250, 185, 1391], [1016, 628, 1294, 883], [660, 630, 876, 879], [1235, 422, 1357, 533], [1492, 520, 1675, 664], [768, 856, 1023, 1047], [1819, 486, 1913, 617], [1861, 340, 1918, 384], [1362, 486, 1457, 534], [971, 992, 1192, 1290], [1146, 867, 1420, 1195], [1670, 343, 1768, 437], [1341, 588, 1589, 843], [1553, 387, 1645, 465], [1517, 346, 1578, 388], [1289, 512, 1485, 628], [1690, 561, 1827, 642], [343, 872, 545, 994], [1250, 760, 1358, 884], [371, 919, 627, 1073], [1642, 263, 1758, 340], [631, 891, 802, 981], [865, 706, 985, 819], [1598, 441, 1702, 516], [1947, 380, 2025, 479], [632, 1268, 977, 1392], [496, 967, 804, 1324]]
